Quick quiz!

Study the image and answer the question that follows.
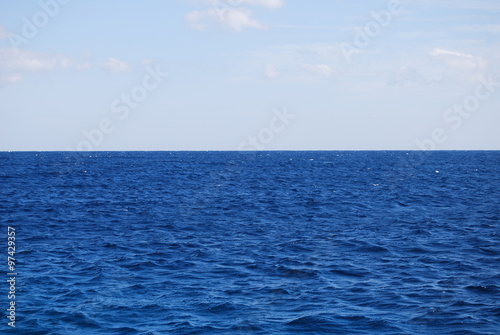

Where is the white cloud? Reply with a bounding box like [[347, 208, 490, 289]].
[[101, 57, 131, 73], [186, 0, 285, 31], [233, 43, 346, 83], [186, 10, 207, 30], [239, 0, 285, 8], [201, 0, 285, 9], [429, 48, 484, 71], [0, 48, 93, 84], [187, 7, 267, 31], [429, 48, 473, 59], [211, 7, 267, 31], [428, 48, 488, 83], [60, 57, 73, 68], [265, 63, 280, 78], [54, 55, 91, 70], [1, 74, 23, 84], [302, 63, 335, 77], [0, 48, 57, 84], [0, 48, 57, 72]]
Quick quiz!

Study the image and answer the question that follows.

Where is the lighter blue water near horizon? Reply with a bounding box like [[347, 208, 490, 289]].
[[1, 151, 499, 334]]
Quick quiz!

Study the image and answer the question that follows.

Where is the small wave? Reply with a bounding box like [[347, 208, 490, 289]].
[[355, 245, 390, 253], [465, 285, 498, 294], [329, 268, 367, 278], [208, 302, 238, 313], [108, 326, 141, 334], [277, 266, 318, 279], [285, 314, 343, 332], [60, 311, 101, 330], [230, 321, 263, 332], [257, 286, 290, 295]]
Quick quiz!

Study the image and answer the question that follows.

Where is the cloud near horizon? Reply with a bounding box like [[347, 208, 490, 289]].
[[0, 48, 130, 84]]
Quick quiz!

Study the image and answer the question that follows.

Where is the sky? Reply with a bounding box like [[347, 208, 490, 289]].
[[0, 0, 499, 151]]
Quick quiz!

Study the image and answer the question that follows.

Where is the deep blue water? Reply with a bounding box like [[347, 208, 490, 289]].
[[1, 151, 499, 334]]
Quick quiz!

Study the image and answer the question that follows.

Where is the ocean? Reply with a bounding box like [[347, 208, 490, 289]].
[[1, 151, 499, 334]]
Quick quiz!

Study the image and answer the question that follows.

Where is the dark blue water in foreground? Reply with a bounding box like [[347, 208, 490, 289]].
[[1, 151, 499, 334]]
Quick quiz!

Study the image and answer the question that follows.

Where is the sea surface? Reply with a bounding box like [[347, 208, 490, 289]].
[[1, 151, 499, 334]]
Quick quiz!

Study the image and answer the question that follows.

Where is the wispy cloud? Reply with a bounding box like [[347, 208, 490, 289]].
[[186, 0, 285, 31], [454, 0, 500, 11], [101, 57, 131, 73], [0, 26, 9, 39], [0, 48, 57, 84], [1, 74, 23, 84], [0, 48, 57, 72], [455, 24, 500, 34], [238, 0, 285, 8], [415, 0, 500, 11], [387, 66, 427, 86], [265, 63, 280, 78], [429, 48, 484, 71], [186, 7, 267, 31], [229, 43, 346, 83], [201, 0, 285, 9], [0, 48, 93, 84], [302, 63, 335, 77], [275, 24, 344, 30], [428, 48, 488, 83], [186, 10, 208, 30]]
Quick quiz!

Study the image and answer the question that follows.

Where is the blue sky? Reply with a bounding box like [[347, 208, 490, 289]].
[[1, 0, 499, 150]]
